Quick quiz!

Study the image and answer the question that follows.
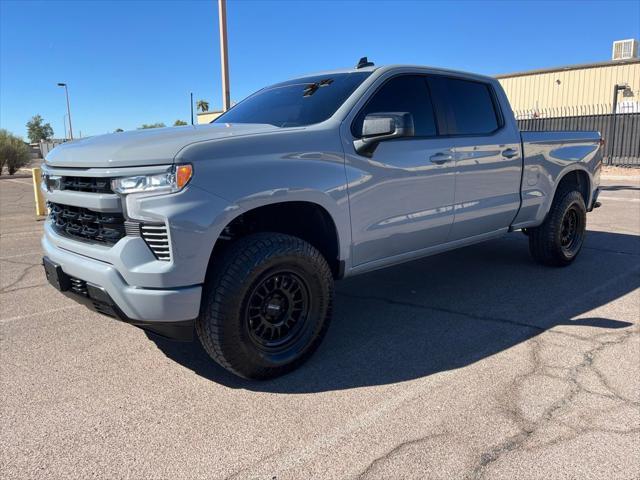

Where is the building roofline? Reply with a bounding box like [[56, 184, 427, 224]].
[[495, 57, 640, 79]]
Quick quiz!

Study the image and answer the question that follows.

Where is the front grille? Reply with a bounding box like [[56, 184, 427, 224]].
[[69, 277, 88, 296], [66, 274, 118, 318], [49, 202, 125, 245], [141, 224, 171, 261], [61, 176, 113, 194]]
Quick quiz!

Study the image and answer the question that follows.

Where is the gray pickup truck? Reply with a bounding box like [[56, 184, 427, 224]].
[[41, 60, 602, 379]]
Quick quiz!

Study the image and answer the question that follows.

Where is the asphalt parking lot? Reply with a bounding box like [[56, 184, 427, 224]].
[[1, 174, 638, 479]]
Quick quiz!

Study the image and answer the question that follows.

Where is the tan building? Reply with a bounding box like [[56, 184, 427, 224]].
[[197, 111, 224, 124], [497, 56, 639, 117]]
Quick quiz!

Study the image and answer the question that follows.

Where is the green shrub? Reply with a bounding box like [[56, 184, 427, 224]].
[[0, 129, 31, 175]]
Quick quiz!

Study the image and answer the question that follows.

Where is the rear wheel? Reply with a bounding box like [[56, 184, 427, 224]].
[[196, 233, 333, 379], [528, 189, 587, 267]]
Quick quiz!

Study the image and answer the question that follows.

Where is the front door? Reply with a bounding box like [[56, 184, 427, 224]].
[[343, 74, 456, 267]]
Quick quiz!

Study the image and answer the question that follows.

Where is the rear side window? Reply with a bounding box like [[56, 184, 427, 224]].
[[353, 75, 437, 137], [428, 77, 500, 135]]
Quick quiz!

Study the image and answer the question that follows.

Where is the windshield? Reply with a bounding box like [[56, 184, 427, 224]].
[[213, 72, 371, 127]]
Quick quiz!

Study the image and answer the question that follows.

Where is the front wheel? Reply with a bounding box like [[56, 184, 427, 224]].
[[528, 190, 587, 267], [196, 233, 334, 379]]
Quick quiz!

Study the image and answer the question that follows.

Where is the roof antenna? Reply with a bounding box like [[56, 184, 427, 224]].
[[356, 57, 374, 69]]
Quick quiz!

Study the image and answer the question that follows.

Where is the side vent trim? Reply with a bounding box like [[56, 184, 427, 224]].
[[140, 224, 171, 261]]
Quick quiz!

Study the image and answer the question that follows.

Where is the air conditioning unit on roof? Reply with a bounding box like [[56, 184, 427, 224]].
[[612, 39, 638, 60]]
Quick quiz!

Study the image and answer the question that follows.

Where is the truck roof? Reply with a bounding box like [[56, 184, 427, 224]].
[[290, 64, 497, 84]]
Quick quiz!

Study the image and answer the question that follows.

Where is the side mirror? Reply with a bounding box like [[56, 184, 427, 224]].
[[354, 112, 415, 156]]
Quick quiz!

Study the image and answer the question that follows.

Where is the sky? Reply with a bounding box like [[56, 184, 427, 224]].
[[1, 0, 639, 139]]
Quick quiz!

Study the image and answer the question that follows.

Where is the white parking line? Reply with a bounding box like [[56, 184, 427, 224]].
[[0, 252, 42, 260], [1, 179, 33, 186], [0, 230, 42, 237], [598, 196, 640, 203], [0, 305, 82, 324]]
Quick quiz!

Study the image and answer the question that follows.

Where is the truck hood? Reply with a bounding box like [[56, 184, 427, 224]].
[[45, 123, 281, 168]]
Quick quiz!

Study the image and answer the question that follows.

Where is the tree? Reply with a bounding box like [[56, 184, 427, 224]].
[[173, 120, 188, 126], [138, 123, 166, 129], [26, 115, 54, 143], [0, 129, 31, 175], [114, 128, 124, 133], [196, 99, 209, 113]]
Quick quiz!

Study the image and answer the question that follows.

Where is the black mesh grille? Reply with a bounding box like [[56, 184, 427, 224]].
[[69, 277, 88, 296], [61, 176, 113, 194], [49, 202, 125, 245]]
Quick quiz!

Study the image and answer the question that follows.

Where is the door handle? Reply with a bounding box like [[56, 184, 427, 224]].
[[429, 152, 453, 164], [502, 148, 519, 159]]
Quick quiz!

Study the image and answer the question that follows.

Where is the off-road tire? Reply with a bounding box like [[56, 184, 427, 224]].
[[196, 233, 334, 379], [528, 189, 587, 267]]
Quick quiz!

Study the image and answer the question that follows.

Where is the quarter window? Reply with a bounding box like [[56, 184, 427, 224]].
[[427, 77, 500, 135], [353, 75, 438, 137]]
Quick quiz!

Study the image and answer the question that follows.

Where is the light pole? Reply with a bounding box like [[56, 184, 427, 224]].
[[63, 114, 68, 140], [218, 0, 231, 111], [57, 83, 73, 140]]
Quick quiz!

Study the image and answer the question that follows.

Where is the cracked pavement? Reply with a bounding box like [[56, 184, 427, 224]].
[[1, 175, 639, 479]]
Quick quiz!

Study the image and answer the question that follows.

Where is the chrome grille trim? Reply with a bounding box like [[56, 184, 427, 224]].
[[140, 224, 171, 261], [124, 221, 141, 237]]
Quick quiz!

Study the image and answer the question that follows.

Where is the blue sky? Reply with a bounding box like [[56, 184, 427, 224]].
[[1, 0, 639, 139]]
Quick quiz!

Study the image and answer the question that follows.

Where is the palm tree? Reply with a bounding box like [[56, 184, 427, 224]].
[[196, 99, 209, 113]]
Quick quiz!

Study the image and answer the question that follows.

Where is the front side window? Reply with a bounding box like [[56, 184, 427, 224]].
[[353, 75, 438, 137], [427, 76, 500, 135], [213, 72, 371, 128]]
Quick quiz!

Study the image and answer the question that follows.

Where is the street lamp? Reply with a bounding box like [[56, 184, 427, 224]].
[[63, 114, 68, 140], [57, 83, 73, 140]]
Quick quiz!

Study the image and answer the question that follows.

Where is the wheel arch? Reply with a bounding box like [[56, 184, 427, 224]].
[[207, 199, 345, 279], [552, 166, 591, 208]]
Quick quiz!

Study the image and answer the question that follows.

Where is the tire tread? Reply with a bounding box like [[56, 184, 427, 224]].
[[528, 188, 586, 267], [196, 232, 333, 379]]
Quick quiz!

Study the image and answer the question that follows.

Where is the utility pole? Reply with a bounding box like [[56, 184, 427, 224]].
[[57, 83, 73, 140], [218, 0, 231, 111]]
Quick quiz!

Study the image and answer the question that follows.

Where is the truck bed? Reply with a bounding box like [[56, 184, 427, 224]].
[[512, 130, 602, 229]]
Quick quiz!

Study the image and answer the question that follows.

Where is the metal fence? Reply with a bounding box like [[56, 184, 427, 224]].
[[515, 105, 640, 167]]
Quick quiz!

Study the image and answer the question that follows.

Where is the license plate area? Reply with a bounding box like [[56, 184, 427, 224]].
[[43, 257, 71, 292]]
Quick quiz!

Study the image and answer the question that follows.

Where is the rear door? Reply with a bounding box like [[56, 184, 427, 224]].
[[427, 76, 522, 240]]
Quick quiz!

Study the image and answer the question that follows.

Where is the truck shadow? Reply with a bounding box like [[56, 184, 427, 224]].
[[146, 229, 638, 393]]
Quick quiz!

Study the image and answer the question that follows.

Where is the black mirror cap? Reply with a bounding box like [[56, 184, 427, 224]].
[[363, 112, 415, 137], [354, 112, 415, 156]]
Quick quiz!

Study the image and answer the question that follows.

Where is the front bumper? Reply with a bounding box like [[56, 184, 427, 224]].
[[42, 235, 201, 339], [43, 257, 195, 340]]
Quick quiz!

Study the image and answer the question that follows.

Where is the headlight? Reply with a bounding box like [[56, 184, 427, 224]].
[[111, 164, 193, 195]]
